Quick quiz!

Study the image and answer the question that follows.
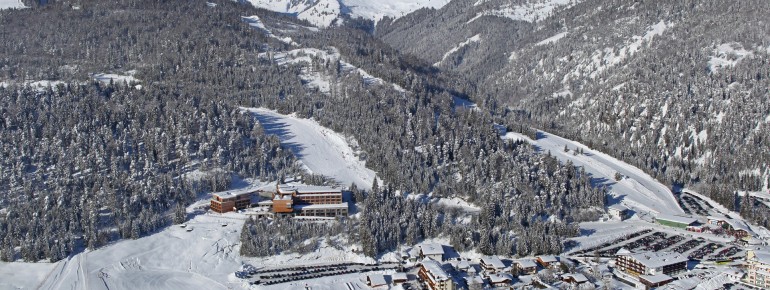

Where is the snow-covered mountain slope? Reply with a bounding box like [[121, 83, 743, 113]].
[[504, 130, 684, 216], [245, 0, 450, 27], [242, 108, 377, 189], [0, 0, 26, 10]]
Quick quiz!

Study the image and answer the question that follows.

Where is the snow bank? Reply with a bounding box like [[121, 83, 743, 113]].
[[0, 0, 26, 10], [0, 261, 57, 290], [242, 108, 377, 189], [708, 42, 752, 73], [535, 31, 568, 46]]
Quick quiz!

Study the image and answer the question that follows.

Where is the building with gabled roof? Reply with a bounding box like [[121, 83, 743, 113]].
[[419, 258, 456, 290], [479, 256, 506, 273], [367, 274, 388, 288], [513, 259, 538, 276], [419, 244, 445, 261], [537, 255, 560, 269]]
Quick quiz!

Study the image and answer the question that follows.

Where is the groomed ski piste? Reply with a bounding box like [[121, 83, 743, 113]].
[[504, 130, 685, 216]]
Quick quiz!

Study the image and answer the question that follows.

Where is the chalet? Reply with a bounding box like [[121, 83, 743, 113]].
[[615, 249, 687, 277], [488, 273, 513, 288], [707, 216, 751, 238], [455, 260, 470, 272], [513, 259, 538, 276], [420, 244, 445, 261], [392, 273, 408, 284], [210, 188, 256, 213], [562, 273, 588, 285], [607, 204, 629, 220], [537, 255, 560, 269], [367, 274, 388, 288], [639, 274, 674, 289], [419, 258, 456, 290], [479, 256, 506, 274]]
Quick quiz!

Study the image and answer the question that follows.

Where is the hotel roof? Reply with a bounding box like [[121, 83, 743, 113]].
[[628, 251, 687, 268]]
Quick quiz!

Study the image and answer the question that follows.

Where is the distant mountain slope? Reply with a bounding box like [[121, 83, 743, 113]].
[[244, 0, 450, 27], [378, 0, 770, 227]]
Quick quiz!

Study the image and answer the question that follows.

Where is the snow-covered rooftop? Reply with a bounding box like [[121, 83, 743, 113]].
[[616, 248, 632, 256], [457, 260, 471, 270], [421, 258, 450, 282], [538, 255, 558, 263], [213, 187, 259, 199], [489, 273, 513, 283], [656, 214, 698, 225], [392, 272, 408, 281], [563, 273, 588, 283], [515, 259, 537, 268], [367, 274, 387, 286], [481, 256, 506, 269], [420, 244, 445, 256], [293, 203, 348, 210], [628, 251, 687, 268], [752, 251, 770, 264], [639, 273, 673, 284], [278, 184, 342, 194]]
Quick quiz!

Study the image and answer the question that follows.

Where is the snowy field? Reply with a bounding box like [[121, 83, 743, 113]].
[[504, 130, 684, 216], [0, 0, 26, 10], [2, 212, 247, 290], [242, 107, 377, 189]]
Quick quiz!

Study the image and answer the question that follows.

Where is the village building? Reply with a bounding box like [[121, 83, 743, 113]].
[[392, 273, 408, 284], [419, 258, 456, 290], [537, 255, 560, 270], [615, 249, 687, 278], [639, 274, 674, 289], [367, 274, 388, 288], [607, 204, 629, 220], [655, 214, 699, 230], [745, 250, 770, 288], [479, 256, 506, 274], [272, 184, 348, 217], [210, 188, 257, 213], [419, 244, 445, 261], [488, 273, 513, 287], [513, 259, 538, 276], [707, 216, 751, 238], [562, 273, 589, 285]]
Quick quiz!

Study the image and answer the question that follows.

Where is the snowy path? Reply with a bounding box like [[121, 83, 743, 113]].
[[505, 130, 684, 215], [243, 107, 377, 190]]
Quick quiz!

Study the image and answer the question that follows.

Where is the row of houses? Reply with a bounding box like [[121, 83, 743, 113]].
[[653, 214, 751, 238]]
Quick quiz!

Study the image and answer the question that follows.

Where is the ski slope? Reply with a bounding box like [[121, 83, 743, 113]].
[[28, 212, 246, 290], [243, 108, 377, 189], [504, 130, 684, 215]]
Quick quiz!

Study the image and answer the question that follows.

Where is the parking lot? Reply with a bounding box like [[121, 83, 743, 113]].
[[677, 193, 715, 216], [239, 262, 402, 286]]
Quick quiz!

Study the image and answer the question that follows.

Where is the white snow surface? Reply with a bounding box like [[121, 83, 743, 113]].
[[535, 31, 568, 46], [469, 0, 581, 23], [0, 0, 26, 9], [245, 0, 341, 27], [503, 130, 684, 215], [242, 15, 298, 45], [242, 107, 376, 189], [0, 261, 56, 289], [434, 34, 482, 66], [26, 212, 247, 290], [93, 70, 139, 84], [708, 42, 753, 73], [246, 0, 450, 27]]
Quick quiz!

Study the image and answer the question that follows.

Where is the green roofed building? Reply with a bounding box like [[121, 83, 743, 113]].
[[655, 214, 698, 229]]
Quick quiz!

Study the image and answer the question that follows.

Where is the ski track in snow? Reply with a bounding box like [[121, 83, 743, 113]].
[[504, 130, 684, 216], [243, 107, 376, 189]]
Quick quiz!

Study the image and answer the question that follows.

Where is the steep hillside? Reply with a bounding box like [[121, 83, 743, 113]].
[[378, 0, 770, 227]]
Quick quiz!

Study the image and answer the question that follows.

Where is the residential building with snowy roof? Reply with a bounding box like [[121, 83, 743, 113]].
[[513, 259, 538, 276], [269, 183, 348, 217], [615, 249, 687, 278], [210, 187, 259, 213], [419, 243, 445, 261], [419, 258, 456, 290], [479, 256, 506, 273], [745, 250, 770, 288]]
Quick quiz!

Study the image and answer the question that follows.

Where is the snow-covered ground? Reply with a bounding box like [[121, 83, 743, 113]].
[[536, 31, 568, 46], [245, 0, 450, 27], [469, 0, 582, 23], [434, 34, 482, 66], [22, 211, 247, 290], [503, 130, 684, 216], [242, 15, 298, 45], [242, 107, 377, 189], [93, 70, 139, 84], [0, 0, 26, 10], [708, 42, 753, 73], [0, 261, 57, 289]]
